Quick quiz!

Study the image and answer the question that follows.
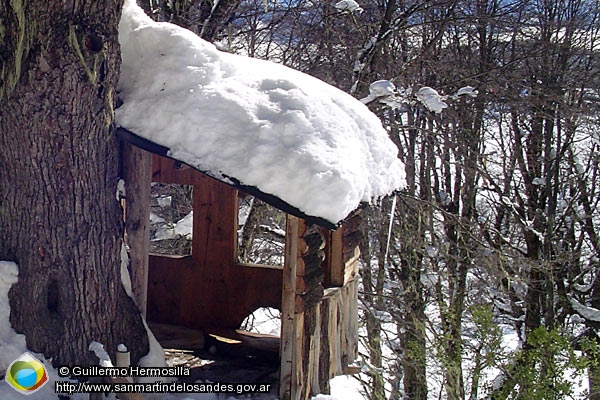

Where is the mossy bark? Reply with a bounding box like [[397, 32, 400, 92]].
[[0, 0, 149, 367]]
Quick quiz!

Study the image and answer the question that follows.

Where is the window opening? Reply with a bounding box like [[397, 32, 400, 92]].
[[149, 183, 193, 256], [237, 194, 286, 266]]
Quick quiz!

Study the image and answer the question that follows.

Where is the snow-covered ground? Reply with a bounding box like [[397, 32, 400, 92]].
[[2, 257, 593, 400], [0, 261, 364, 399]]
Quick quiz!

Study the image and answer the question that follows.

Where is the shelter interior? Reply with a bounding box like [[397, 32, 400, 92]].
[[122, 142, 361, 399]]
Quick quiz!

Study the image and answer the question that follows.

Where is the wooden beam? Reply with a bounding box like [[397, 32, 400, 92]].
[[280, 215, 299, 400], [117, 128, 338, 230], [344, 246, 360, 285], [343, 277, 359, 364], [327, 227, 344, 287], [122, 142, 151, 317], [308, 302, 322, 397]]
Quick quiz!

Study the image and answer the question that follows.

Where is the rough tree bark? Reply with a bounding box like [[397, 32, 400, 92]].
[[0, 0, 149, 367]]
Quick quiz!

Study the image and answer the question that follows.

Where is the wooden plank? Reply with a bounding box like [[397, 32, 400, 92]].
[[293, 312, 304, 400], [148, 151, 289, 330], [318, 295, 331, 393], [344, 247, 360, 285], [146, 255, 192, 326], [294, 294, 305, 314], [295, 276, 307, 294], [190, 173, 238, 267], [298, 223, 325, 312], [122, 143, 151, 317], [236, 262, 283, 270], [325, 227, 344, 287], [280, 215, 299, 400], [342, 231, 362, 262], [151, 154, 198, 185], [308, 303, 322, 397], [325, 288, 343, 377], [296, 255, 306, 277], [297, 304, 320, 399], [346, 278, 359, 363], [147, 254, 282, 329], [297, 220, 308, 254]]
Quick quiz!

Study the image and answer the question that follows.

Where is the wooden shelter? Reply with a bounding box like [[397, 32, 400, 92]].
[[119, 129, 361, 399]]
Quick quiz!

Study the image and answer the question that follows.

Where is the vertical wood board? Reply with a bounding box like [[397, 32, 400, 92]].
[[122, 143, 152, 317], [280, 215, 299, 400]]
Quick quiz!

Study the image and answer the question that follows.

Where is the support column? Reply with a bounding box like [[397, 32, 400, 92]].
[[122, 143, 152, 317]]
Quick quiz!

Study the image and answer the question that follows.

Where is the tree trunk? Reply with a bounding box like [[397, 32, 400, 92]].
[[393, 198, 427, 399], [0, 0, 148, 367], [359, 209, 386, 400]]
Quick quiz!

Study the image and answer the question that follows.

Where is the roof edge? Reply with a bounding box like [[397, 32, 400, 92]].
[[117, 127, 339, 230]]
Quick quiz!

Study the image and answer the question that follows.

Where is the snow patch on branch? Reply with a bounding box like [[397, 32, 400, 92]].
[[416, 87, 448, 113], [335, 0, 363, 14], [570, 297, 600, 322], [455, 86, 479, 98], [360, 80, 396, 104]]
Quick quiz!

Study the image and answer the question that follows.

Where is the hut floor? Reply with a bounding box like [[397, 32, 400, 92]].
[[147, 322, 280, 392]]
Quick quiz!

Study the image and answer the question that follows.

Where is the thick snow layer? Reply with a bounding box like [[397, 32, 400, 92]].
[[117, 0, 404, 225]]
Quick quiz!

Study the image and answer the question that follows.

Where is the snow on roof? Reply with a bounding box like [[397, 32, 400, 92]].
[[116, 0, 405, 226]]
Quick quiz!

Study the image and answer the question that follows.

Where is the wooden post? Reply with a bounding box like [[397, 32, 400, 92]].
[[280, 215, 299, 400], [122, 143, 151, 317], [326, 227, 344, 287], [116, 344, 132, 383], [89, 347, 143, 400], [116, 347, 131, 368]]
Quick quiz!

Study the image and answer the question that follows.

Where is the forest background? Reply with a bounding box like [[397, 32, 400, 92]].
[[140, 1, 600, 399]]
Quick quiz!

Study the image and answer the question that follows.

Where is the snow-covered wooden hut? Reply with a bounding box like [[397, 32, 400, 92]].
[[116, 2, 404, 399]]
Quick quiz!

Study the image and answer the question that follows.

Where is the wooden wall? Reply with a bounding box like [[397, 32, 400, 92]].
[[145, 155, 282, 329], [124, 150, 360, 400]]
